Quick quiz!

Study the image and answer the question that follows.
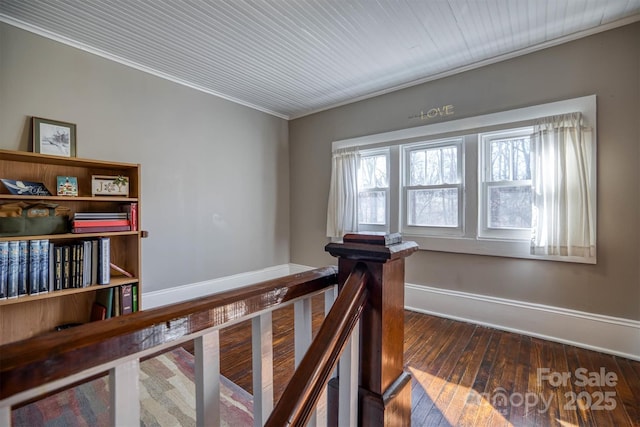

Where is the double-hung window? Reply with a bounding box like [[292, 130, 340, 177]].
[[479, 128, 533, 240], [403, 139, 463, 236], [357, 149, 389, 232], [330, 96, 596, 263]]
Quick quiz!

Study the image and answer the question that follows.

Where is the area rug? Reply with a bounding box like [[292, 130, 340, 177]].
[[11, 347, 254, 427]]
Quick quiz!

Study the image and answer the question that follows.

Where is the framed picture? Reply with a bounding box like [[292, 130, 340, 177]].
[[32, 117, 77, 157], [57, 176, 78, 196], [1, 179, 51, 196]]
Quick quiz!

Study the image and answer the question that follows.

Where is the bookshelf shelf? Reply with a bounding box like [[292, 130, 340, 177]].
[[0, 231, 140, 242], [0, 195, 138, 203], [0, 149, 142, 344], [0, 278, 138, 306]]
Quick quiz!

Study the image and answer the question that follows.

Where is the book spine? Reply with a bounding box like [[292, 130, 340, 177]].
[[54, 245, 62, 291], [28, 240, 40, 295], [17, 240, 28, 296], [132, 284, 138, 312], [70, 244, 78, 288], [0, 241, 7, 299], [72, 225, 131, 233], [120, 284, 133, 314], [48, 242, 55, 292], [129, 203, 138, 231], [91, 240, 98, 285], [72, 219, 131, 227], [98, 237, 110, 285], [61, 245, 71, 289], [76, 243, 84, 288], [82, 240, 89, 287], [39, 239, 49, 293], [7, 241, 19, 298]]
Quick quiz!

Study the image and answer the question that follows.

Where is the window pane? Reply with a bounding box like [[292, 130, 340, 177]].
[[488, 185, 532, 229], [410, 146, 458, 186], [359, 155, 388, 189], [489, 137, 531, 181], [359, 190, 386, 224], [407, 188, 458, 227]]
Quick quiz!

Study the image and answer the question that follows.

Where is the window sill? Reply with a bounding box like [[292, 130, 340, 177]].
[[404, 234, 596, 264]]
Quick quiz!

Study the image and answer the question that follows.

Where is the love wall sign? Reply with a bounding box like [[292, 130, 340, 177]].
[[409, 104, 455, 121]]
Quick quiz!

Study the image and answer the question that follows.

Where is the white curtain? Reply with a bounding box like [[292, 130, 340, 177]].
[[530, 112, 595, 258], [326, 148, 359, 239]]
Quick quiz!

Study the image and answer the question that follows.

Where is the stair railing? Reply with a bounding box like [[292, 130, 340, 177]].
[[0, 233, 417, 427]]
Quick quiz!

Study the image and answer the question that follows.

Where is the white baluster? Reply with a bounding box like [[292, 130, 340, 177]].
[[0, 404, 10, 426], [338, 321, 359, 427], [109, 359, 140, 427], [295, 297, 319, 426], [252, 312, 274, 427], [195, 330, 221, 427]]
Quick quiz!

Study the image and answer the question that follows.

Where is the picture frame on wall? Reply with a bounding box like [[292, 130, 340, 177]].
[[32, 117, 77, 157]]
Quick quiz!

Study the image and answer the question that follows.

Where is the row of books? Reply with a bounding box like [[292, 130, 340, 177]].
[[92, 284, 138, 320], [0, 237, 111, 299], [72, 203, 137, 234]]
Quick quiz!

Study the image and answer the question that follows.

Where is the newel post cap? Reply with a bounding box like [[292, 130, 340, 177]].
[[325, 232, 418, 263]]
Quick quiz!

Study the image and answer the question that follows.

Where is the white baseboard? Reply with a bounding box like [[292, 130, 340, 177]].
[[143, 264, 640, 361], [405, 283, 640, 361], [142, 263, 316, 309]]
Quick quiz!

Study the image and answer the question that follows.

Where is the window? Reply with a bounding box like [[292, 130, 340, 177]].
[[403, 139, 463, 235], [479, 128, 533, 240], [331, 95, 596, 263], [357, 150, 389, 231]]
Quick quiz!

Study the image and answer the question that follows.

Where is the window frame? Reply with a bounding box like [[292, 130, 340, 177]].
[[357, 148, 390, 233], [402, 138, 465, 237]]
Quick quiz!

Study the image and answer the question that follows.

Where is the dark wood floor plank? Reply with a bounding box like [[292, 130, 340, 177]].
[[508, 334, 532, 426], [615, 356, 640, 426], [455, 330, 502, 426], [184, 297, 640, 427], [573, 341, 617, 426], [435, 326, 494, 427], [414, 321, 478, 426], [590, 350, 636, 426]]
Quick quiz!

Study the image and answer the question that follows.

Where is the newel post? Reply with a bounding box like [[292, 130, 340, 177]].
[[325, 233, 418, 427]]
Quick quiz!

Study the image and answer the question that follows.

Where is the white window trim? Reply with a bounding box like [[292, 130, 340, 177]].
[[332, 95, 597, 264]]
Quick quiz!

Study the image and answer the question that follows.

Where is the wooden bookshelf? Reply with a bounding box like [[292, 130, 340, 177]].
[[0, 149, 142, 344]]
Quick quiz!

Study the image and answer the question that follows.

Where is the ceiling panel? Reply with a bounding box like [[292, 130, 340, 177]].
[[1, 0, 639, 119]]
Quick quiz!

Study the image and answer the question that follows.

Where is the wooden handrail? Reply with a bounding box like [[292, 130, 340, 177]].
[[0, 266, 338, 401], [265, 263, 370, 427]]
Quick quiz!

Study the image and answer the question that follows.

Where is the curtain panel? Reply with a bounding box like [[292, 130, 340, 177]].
[[530, 112, 595, 258], [326, 148, 360, 239]]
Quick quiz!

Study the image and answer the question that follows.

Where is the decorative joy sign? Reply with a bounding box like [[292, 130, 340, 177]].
[[409, 104, 455, 121], [92, 175, 129, 197]]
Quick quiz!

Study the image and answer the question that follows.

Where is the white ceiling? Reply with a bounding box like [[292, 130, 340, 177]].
[[1, 1, 639, 119]]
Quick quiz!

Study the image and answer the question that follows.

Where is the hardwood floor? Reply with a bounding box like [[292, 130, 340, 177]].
[[197, 295, 640, 426]]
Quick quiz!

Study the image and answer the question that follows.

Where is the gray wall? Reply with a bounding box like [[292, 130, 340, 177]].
[[289, 23, 640, 321], [0, 23, 290, 293]]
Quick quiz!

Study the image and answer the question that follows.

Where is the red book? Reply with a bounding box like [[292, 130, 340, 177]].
[[72, 225, 131, 233], [120, 203, 138, 231], [130, 203, 138, 231], [90, 302, 107, 321], [72, 219, 130, 227]]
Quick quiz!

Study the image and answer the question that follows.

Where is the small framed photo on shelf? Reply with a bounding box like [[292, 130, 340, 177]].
[[1, 179, 51, 196], [92, 175, 129, 197], [32, 117, 77, 157], [56, 176, 78, 196]]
